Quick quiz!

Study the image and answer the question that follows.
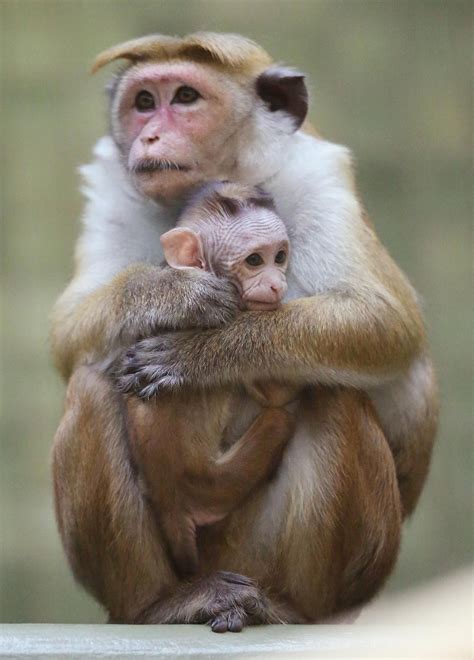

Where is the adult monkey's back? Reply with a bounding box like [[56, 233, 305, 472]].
[[51, 33, 438, 630]]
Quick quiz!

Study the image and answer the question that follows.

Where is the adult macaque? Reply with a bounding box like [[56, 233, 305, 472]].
[[128, 180, 297, 579], [51, 33, 438, 631]]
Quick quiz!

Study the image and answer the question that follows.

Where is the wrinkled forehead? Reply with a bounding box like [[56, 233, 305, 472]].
[[178, 205, 289, 273], [181, 207, 288, 243], [226, 208, 289, 249], [183, 207, 289, 264]]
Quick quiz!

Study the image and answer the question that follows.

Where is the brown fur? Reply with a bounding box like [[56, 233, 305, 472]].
[[50, 263, 241, 379], [91, 32, 273, 75], [51, 32, 436, 630], [127, 387, 295, 577], [53, 368, 401, 625]]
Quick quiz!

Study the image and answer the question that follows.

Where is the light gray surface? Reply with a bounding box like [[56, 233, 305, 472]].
[[0, 624, 470, 659]]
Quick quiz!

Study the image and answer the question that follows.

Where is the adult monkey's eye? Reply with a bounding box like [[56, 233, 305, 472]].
[[172, 86, 200, 104], [245, 253, 264, 267], [275, 250, 287, 264], [135, 91, 155, 112]]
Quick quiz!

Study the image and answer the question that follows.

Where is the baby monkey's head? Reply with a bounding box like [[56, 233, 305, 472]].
[[161, 181, 289, 310]]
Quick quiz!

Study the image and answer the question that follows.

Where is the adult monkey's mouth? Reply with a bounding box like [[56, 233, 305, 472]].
[[132, 159, 191, 174]]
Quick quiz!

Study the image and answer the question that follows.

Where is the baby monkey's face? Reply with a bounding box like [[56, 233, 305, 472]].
[[224, 235, 289, 311], [160, 202, 290, 311]]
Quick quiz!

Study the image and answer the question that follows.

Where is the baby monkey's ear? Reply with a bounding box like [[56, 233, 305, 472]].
[[160, 228, 206, 269]]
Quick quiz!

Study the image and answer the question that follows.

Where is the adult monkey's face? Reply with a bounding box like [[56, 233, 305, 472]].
[[110, 61, 256, 202], [93, 33, 309, 202]]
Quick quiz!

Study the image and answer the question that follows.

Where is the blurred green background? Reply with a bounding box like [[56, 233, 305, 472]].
[[1, 0, 472, 623]]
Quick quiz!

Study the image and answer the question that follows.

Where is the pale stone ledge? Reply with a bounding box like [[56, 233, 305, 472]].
[[0, 623, 470, 659]]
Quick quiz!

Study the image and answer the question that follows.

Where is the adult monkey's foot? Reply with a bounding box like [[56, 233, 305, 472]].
[[135, 571, 298, 632], [206, 571, 281, 633]]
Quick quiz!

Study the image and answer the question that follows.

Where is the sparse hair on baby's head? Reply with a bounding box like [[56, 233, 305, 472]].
[[183, 180, 275, 222]]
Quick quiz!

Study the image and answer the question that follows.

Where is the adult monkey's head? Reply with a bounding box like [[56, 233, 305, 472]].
[[92, 33, 309, 202]]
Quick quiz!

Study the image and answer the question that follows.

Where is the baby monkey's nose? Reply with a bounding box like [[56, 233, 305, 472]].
[[269, 280, 286, 299]]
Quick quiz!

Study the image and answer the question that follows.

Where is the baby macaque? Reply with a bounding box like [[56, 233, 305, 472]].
[[162, 182, 289, 312], [127, 182, 298, 577]]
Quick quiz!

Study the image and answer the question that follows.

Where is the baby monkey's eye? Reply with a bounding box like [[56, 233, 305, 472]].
[[245, 253, 264, 267], [172, 86, 201, 104], [135, 90, 155, 112], [275, 250, 287, 264]]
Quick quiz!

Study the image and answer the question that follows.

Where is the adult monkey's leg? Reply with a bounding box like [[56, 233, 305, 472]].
[[276, 388, 403, 619], [195, 388, 403, 624], [52, 366, 297, 629], [52, 366, 177, 622], [52, 370, 401, 627]]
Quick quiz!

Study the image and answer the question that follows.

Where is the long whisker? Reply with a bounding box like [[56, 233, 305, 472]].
[[132, 159, 189, 174]]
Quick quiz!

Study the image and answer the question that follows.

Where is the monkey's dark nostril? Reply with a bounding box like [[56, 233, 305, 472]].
[[141, 135, 160, 145]]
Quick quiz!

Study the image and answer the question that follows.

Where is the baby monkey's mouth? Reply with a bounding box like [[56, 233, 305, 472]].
[[132, 158, 190, 174], [245, 299, 281, 311]]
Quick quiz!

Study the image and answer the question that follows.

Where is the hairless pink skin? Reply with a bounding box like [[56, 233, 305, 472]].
[[112, 62, 247, 200], [161, 202, 289, 310]]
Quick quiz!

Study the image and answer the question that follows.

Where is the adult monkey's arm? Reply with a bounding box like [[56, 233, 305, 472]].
[[51, 264, 239, 379], [118, 233, 426, 397], [116, 210, 436, 521]]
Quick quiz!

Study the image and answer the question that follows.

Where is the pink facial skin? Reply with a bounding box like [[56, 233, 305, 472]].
[[230, 238, 289, 311], [161, 206, 290, 311], [112, 62, 250, 201]]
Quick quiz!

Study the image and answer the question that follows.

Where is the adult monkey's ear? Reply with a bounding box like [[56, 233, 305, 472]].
[[257, 66, 308, 130], [160, 228, 206, 269]]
